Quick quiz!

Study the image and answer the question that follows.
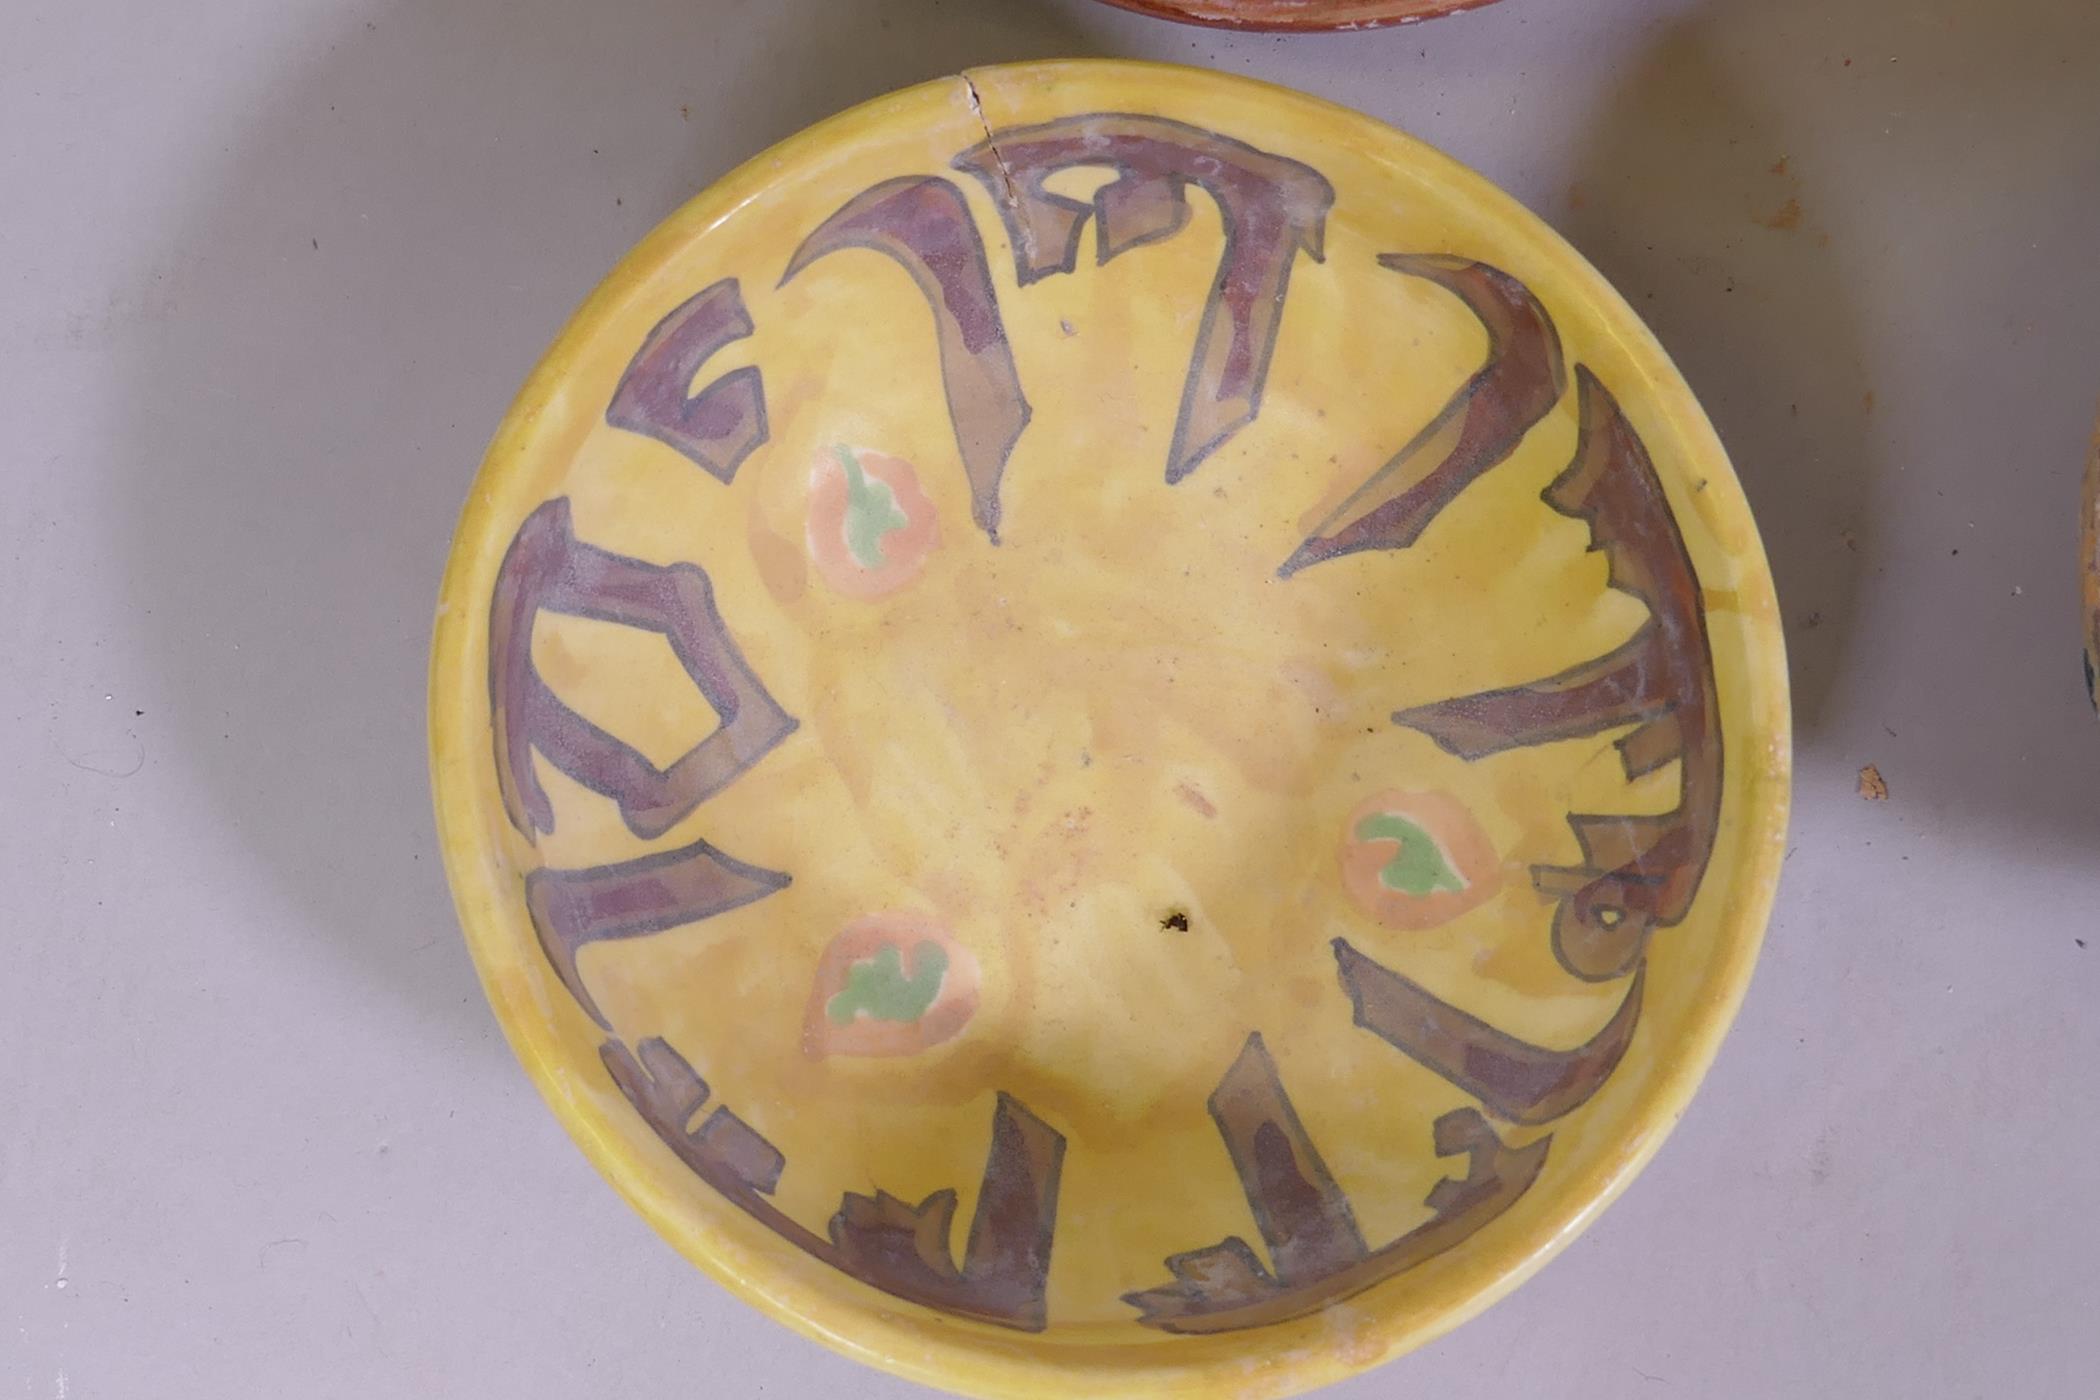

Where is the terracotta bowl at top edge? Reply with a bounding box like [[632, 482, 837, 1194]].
[[1089, 0, 1504, 32], [2083, 408, 2099, 709], [429, 60, 1790, 1400]]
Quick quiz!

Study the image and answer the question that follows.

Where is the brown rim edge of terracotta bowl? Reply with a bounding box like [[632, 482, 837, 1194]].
[[1089, 0, 1505, 33]]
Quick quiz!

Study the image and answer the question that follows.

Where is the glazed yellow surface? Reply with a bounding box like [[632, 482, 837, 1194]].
[[432, 61, 1789, 1399]]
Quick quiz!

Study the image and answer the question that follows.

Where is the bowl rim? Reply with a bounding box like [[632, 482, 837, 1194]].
[[429, 58, 1793, 1400], [1087, 0, 1506, 33]]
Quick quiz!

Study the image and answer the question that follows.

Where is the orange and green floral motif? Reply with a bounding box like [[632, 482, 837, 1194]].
[[1340, 790, 1503, 931], [828, 941, 948, 1024], [807, 446, 940, 599], [804, 913, 980, 1059]]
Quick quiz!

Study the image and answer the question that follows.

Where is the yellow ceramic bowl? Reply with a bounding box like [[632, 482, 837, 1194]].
[[430, 61, 1789, 1399]]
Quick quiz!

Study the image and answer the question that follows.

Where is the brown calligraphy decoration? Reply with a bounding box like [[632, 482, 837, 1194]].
[[487, 496, 798, 843], [525, 839, 789, 1029], [606, 278, 769, 483], [604, 1036, 1067, 1330], [953, 115, 1333, 484], [1282, 256, 1565, 575], [782, 176, 1030, 540], [1393, 368, 1722, 981], [1209, 1032, 1368, 1286], [1333, 939, 1642, 1125], [1124, 1033, 1548, 1333]]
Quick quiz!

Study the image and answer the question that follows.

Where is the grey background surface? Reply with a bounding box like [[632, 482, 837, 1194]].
[[6, 1, 2098, 1395]]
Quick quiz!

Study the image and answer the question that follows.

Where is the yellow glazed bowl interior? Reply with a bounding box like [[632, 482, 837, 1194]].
[[430, 60, 1790, 1399]]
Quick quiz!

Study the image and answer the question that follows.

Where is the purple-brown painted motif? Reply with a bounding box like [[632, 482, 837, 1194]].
[[607, 278, 769, 483], [953, 115, 1333, 484], [487, 497, 797, 843], [1394, 369, 1722, 981], [1282, 256, 1564, 575], [525, 839, 789, 1029], [782, 177, 1030, 540], [1124, 1033, 1548, 1333], [1206, 1033, 1367, 1285], [1333, 939, 1642, 1125], [604, 1036, 1067, 1330]]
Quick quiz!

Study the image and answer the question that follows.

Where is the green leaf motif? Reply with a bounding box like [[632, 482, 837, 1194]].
[[826, 940, 949, 1025], [836, 445, 910, 569], [1354, 813, 1467, 897]]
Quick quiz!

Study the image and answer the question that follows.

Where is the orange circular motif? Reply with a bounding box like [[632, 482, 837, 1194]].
[[1340, 790, 1504, 931], [802, 912, 981, 1059], [806, 446, 940, 599]]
